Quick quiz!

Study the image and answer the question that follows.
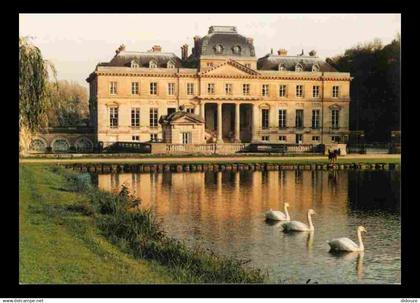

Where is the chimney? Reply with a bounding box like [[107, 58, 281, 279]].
[[277, 49, 288, 56], [152, 45, 162, 52], [181, 44, 189, 61], [309, 50, 317, 57], [246, 37, 254, 45], [193, 36, 201, 56]]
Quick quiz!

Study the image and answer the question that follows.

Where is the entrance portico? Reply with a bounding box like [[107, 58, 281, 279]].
[[202, 102, 255, 143]]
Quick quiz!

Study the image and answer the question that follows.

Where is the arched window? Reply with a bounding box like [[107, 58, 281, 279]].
[[214, 44, 223, 54], [149, 60, 157, 68], [232, 45, 241, 55], [295, 64, 303, 72], [278, 64, 286, 71], [167, 61, 175, 69], [312, 64, 320, 72], [29, 138, 47, 152], [75, 137, 93, 153], [52, 138, 70, 153], [130, 60, 139, 68]]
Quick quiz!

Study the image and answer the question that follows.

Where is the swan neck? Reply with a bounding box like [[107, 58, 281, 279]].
[[357, 229, 364, 251], [284, 205, 290, 220], [307, 212, 314, 231]]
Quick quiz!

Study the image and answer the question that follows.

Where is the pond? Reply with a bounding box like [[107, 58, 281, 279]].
[[94, 169, 400, 284]]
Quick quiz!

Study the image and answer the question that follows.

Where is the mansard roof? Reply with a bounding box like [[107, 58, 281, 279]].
[[195, 26, 255, 58], [100, 50, 182, 68], [257, 54, 337, 72]]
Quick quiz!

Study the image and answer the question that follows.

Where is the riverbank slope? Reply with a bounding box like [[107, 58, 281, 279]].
[[19, 164, 175, 283]]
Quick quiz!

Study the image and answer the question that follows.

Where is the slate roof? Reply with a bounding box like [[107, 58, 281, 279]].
[[193, 26, 255, 58], [159, 111, 205, 125], [257, 54, 337, 72], [99, 51, 182, 68]]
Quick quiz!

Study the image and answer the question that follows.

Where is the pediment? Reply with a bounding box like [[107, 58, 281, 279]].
[[329, 103, 342, 110], [200, 60, 260, 77], [171, 115, 204, 124]]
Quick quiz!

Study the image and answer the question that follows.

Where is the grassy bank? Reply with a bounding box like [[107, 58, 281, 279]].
[[19, 164, 266, 283], [20, 154, 401, 166]]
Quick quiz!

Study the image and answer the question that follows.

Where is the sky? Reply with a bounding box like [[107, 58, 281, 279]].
[[19, 14, 401, 88]]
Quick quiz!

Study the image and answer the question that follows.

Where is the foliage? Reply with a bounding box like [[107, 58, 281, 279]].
[[327, 35, 400, 142], [19, 37, 56, 153], [47, 80, 89, 127]]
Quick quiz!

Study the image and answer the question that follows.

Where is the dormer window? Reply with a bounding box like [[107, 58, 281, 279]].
[[214, 44, 224, 54], [295, 64, 303, 72], [130, 60, 139, 68], [149, 60, 157, 68], [232, 45, 241, 55], [278, 64, 286, 71], [167, 61, 175, 69], [312, 64, 320, 72]]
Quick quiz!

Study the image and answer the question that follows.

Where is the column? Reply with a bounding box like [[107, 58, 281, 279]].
[[234, 103, 241, 143], [216, 103, 224, 143], [251, 104, 258, 143], [200, 102, 205, 119]]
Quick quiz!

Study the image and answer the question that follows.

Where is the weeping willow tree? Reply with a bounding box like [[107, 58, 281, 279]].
[[19, 37, 56, 154]]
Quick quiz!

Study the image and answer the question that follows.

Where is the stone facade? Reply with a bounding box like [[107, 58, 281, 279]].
[[87, 26, 351, 147]]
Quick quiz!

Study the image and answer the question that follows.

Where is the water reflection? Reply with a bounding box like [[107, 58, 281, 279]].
[[95, 170, 400, 284]]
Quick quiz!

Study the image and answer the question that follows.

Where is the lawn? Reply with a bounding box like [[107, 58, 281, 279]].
[[19, 164, 174, 283]]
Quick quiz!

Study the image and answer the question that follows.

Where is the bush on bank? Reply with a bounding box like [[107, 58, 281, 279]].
[[54, 165, 267, 283]]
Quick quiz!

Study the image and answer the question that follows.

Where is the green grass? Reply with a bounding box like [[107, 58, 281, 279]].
[[19, 164, 174, 283]]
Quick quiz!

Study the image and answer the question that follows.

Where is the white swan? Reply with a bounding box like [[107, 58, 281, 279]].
[[265, 203, 290, 221], [328, 226, 367, 252], [282, 209, 316, 232]]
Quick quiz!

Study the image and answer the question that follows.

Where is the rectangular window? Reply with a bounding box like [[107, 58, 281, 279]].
[[167, 107, 176, 116], [262, 135, 269, 141], [207, 62, 213, 67], [109, 107, 118, 128], [186, 108, 195, 114], [131, 108, 140, 128], [312, 109, 320, 129], [150, 82, 158, 95], [279, 85, 287, 97], [110, 82, 117, 95], [296, 85, 304, 97], [131, 82, 139, 95], [279, 136, 287, 142], [168, 83, 175, 95], [182, 132, 192, 144], [187, 83, 194, 95], [262, 84, 269, 96], [262, 109, 269, 129], [150, 108, 158, 128], [296, 134, 303, 144], [132, 135, 140, 141], [150, 134, 158, 142], [332, 86, 340, 98], [312, 136, 320, 141], [331, 135, 341, 143], [243, 84, 250, 95], [332, 109, 339, 129], [208, 83, 215, 94], [245, 63, 251, 68], [295, 110, 304, 128], [312, 85, 320, 98], [225, 83, 232, 95], [278, 109, 287, 128]]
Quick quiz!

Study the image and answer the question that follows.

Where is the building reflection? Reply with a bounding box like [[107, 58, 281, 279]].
[[97, 170, 350, 246]]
